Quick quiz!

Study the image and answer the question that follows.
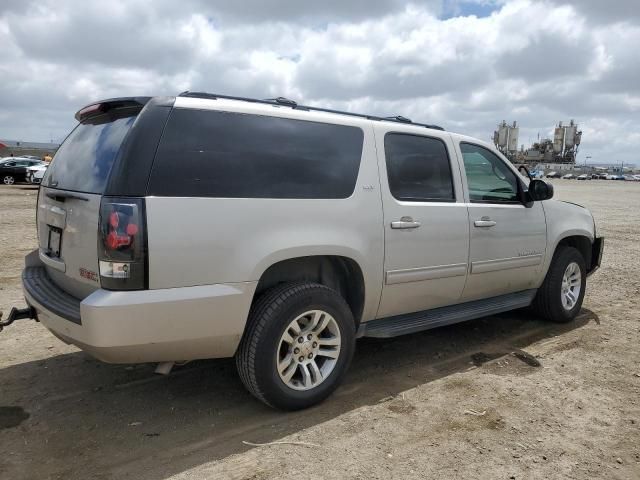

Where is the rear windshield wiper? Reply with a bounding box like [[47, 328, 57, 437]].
[[45, 191, 89, 202]]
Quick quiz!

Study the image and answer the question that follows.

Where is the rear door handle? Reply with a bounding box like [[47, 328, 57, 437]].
[[391, 217, 421, 229], [474, 217, 497, 228]]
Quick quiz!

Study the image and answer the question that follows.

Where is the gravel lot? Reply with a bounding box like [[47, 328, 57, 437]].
[[1, 181, 639, 480]]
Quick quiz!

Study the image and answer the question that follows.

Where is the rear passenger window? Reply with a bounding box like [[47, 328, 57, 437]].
[[148, 109, 364, 198], [384, 133, 455, 202]]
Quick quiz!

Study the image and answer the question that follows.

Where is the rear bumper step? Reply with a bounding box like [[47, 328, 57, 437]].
[[23, 266, 82, 324]]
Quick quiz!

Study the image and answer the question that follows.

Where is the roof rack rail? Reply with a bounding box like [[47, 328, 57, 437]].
[[178, 91, 444, 131], [265, 97, 298, 107], [386, 115, 412, 123]]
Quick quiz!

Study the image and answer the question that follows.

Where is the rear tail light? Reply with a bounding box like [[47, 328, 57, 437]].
[[98, 197, 147, 290]]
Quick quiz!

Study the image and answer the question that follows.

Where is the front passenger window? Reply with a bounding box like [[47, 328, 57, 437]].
[[461, 143, 519, 203]]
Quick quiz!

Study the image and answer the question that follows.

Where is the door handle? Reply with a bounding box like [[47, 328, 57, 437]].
[[474, 217, 497, 228], [391, 216, 421, 229]]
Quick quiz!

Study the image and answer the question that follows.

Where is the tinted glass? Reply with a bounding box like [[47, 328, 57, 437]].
[[43, 110, 137, 193], [384, 133, 455, 202], [461, 143, 519, 203], [148, 109, 364, 198]]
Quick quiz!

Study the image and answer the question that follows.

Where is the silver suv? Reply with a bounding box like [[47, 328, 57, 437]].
[[19, 93, 603, 410]]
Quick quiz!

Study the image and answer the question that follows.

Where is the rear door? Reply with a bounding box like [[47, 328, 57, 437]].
[[38, 107, 139, 298], [376, 127, 469, 318]]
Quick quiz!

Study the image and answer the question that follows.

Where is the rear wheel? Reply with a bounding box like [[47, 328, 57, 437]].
[[236, 282, 355, 410], [3, 175, 15, 185], [532, 246, 586, 323]]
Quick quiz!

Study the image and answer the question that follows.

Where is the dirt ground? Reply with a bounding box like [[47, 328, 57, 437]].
[[0, 181, 639, 480]]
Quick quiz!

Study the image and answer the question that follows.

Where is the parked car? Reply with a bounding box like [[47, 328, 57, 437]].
[[577, 174, 589, 180], [14, 94, 604, 410], [0, 158, 45, 185], [25, 164, 48, 184], [562, 173, 575, 179], [546, 171, 560, 178], [633, 175, 640, 182]]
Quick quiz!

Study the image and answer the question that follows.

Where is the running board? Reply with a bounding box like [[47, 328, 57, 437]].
[[358, 289, 537, 339]]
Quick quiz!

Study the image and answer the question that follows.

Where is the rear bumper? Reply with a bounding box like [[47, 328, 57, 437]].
[[588, 237, 604, 276], [23, 263, 256, 363]]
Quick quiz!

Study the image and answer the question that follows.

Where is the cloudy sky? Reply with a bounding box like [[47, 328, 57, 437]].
[[1, 0, 638, 164]]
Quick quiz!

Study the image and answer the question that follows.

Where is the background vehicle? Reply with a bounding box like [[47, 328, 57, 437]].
[[0, 158, 44, 185], [546, 171, 560, 178], [16, 94, 603, 410], [562, 173, 575, 179], [577, 174, 588, 180], [25, 164, 48, 184]]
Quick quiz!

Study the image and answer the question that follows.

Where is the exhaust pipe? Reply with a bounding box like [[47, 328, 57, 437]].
[[154, 362, 175, 375]]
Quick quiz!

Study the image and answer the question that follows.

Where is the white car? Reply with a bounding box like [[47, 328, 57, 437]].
[[12, 93, 604, 410], [562, 173, 575, 179], [25, 164, 48, 184]]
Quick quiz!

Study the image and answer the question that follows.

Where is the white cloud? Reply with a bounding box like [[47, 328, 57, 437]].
[[0, 0, 638, 164]]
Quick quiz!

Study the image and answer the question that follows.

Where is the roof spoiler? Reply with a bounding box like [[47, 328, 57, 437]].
[[75, 97, 152, 122]]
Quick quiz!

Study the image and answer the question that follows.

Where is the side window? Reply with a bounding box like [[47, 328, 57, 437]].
[[384, 133, 455, 202], [148, 109, 364, 198], [460, 143, 520, 203]]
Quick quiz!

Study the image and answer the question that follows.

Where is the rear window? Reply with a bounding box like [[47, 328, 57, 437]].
[[43, 110, 137, 193], [147, 109, 364, 198]]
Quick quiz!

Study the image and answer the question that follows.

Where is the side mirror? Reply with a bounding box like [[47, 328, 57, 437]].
[[518, 165, 532, 182], [528, 179, 554, 201]]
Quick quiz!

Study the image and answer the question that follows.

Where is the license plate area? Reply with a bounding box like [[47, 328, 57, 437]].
[[47, 226, 63, 258]]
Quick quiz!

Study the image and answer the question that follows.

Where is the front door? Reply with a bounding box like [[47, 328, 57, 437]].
[[457, 142, 547, 302], [376, 129, 469, 318]]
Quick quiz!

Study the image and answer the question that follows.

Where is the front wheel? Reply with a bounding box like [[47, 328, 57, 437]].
[[532, 246, 586, 323], [3, 175, 15, 185], [236, 282, 355, 410]]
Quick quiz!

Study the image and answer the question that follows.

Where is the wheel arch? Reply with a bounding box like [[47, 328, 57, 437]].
[[253, 255, 366, 326], [555, 235, 592, 268]]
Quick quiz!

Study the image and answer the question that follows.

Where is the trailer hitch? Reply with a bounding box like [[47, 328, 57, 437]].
[[0, 306, 37, 333]]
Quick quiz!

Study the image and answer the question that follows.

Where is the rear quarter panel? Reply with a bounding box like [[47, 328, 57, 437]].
[[145, 120, 384, 323]]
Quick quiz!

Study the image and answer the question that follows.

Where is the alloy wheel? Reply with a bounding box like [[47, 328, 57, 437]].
[[561, 261, 581, 310], [276, 310, 341, 391]]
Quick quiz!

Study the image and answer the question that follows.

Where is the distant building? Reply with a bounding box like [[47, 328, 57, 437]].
[[0, 139, 59, 159]]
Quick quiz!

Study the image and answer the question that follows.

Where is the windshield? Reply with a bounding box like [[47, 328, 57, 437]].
[[43, 109, 137, 193]]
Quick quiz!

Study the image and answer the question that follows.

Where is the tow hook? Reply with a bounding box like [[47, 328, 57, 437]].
[[0, 306, 37, 333]]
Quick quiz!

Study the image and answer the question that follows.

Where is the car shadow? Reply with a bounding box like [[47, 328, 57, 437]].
[[0, 308, 598, 479]]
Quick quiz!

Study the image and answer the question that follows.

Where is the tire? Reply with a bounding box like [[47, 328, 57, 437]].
[[3, 175, 15, 185], [532, 246, 586, 323], [236, 282, 356, 410]]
